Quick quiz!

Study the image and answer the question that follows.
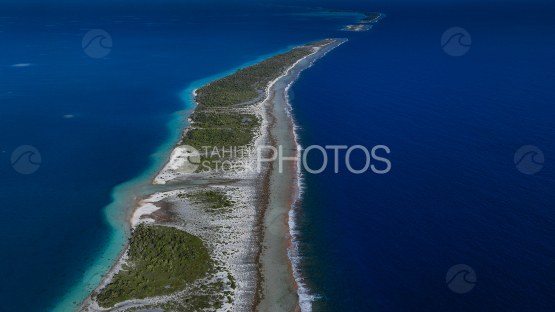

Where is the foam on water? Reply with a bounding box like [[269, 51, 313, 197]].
[[282, 39, 348, 311]]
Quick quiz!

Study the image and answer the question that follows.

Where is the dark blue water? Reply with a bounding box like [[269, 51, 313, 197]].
[[2, 0, 554, 311], [291, 1, 555, 311], [0, 2, 366, 311]]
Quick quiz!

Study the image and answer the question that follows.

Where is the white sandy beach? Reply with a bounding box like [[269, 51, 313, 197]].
[[79, 39, 346, 312]]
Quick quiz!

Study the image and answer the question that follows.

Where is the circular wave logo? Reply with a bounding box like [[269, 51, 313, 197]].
[[180, 145, 201, 173], [82, 29, 112, 58], [446, 264, 476, 294], [441, 27, 471, 56], [11, 145, 41, 174], [514, 145, 544, 175]]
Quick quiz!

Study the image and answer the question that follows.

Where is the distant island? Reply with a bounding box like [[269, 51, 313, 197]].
[[332, 10, 385, 32], [267, 5, 386, 31], [328, 10, 384, 23], [342, 24, 373, 31], [259, 3, 386, 26]]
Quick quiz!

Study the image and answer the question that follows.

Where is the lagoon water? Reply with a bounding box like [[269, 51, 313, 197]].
[[1, 0, 554, 311], [0, 2, 361, 310]]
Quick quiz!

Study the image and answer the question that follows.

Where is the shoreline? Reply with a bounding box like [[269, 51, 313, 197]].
[[257, 38, 348, 312], [78, 39, 345, 312]]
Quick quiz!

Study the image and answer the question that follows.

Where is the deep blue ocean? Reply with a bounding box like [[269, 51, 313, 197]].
[[1, 0, 554, 311], [292, 1, 555, 311]]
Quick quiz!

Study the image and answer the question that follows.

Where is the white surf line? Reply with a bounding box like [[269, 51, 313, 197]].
[[284, 39, 347, 312]]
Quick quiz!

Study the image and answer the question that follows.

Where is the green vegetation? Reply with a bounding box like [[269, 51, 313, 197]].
[[179, 39, 336, 174], [96, 224, 212, 308], [126, 288, 230, 312], [191, 111, 259, 129], [183, 128, 253, 148], [182, 113, 259, 149], [228, 272, 236, 289], [181, 189, 234, 213], [302, 39, 336, 47], [183, 112, 260, 172], [195, 48, 312, 108], [185, 190, 233, 209], [123, 278, 230, 312], [195, 40, 334, 108]]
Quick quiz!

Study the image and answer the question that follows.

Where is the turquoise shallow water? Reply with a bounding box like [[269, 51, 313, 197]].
[[0, 2, 366, 311]]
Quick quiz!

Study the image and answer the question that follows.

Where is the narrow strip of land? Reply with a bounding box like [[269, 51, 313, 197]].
[[80, 39, 342, 312]]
